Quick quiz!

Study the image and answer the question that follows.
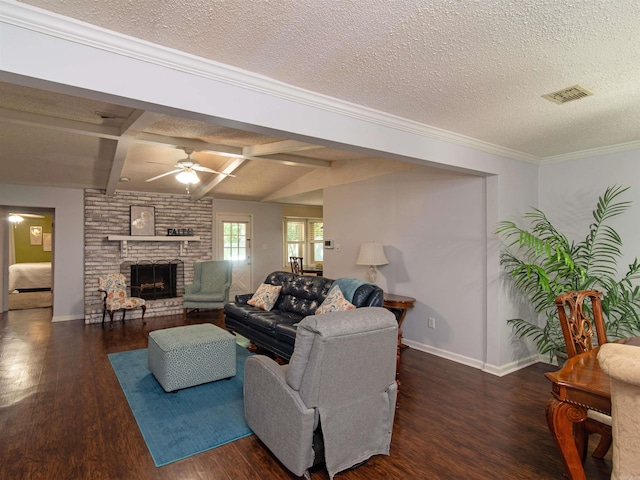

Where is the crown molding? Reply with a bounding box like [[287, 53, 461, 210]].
[[0, 1, 543, 166], [541, 139, 640, 165]]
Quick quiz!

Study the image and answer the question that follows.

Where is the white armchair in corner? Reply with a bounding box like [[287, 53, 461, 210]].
[[598, 342, 640, 480]]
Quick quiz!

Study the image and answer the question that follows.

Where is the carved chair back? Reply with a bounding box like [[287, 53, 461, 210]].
[[555, 290, 608, 358], [289, 256, 303, 275]]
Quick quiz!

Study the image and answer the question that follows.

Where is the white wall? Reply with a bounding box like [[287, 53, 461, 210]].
[[212, 199, 284, 291], [324, 156, 539, 373], [0, 184, 84, 321], [325, 167, 486, 363], [540, 148, 640, 283], [492, 157, 541, 372]]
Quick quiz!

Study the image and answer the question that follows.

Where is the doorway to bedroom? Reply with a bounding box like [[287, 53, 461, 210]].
[[5, 208, 55, 311]]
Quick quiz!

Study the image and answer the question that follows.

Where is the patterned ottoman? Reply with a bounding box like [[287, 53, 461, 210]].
[[148, 323, 236, 392]]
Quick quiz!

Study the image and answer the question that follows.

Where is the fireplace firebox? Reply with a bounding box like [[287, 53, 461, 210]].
[[129, 261, 181, 300]]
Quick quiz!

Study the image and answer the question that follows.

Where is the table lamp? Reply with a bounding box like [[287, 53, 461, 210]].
[[356, 241, 389, 283]]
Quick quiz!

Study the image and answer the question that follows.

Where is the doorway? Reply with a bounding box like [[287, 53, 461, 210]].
[[3, 207, 55, 312], [216, 213, 252, 300]]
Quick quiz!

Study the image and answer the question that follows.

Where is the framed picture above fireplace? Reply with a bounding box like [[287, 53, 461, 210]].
[[130, 206, 155, 236]]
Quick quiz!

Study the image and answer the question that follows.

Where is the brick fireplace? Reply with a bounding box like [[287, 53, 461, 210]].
[[84, 189, 213, 324]]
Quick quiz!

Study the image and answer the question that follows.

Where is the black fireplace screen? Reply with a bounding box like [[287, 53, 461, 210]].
[[130, 262, 178, 300]]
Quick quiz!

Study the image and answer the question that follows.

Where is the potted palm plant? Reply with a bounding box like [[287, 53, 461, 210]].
[[497, 185, 640, 362]]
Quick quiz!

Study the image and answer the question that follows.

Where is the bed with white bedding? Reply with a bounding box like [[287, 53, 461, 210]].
[[8, 262, 52, 292]]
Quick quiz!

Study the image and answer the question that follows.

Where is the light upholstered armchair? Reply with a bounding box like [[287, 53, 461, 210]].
[[597, 342, 640, 480], [244, 307, 398, 479], [183, 260, 232, 320], [98, 273, 146, 330]]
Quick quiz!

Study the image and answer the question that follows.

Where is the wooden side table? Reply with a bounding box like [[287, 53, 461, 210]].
[[383, 293, 416, 348], [383, 293, 416, 396]]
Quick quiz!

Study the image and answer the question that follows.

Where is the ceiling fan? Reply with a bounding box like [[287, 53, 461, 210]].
[[145, 148, 236, 185]]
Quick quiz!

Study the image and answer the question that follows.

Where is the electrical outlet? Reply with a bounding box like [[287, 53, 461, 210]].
[[428, 317, 436, 328]]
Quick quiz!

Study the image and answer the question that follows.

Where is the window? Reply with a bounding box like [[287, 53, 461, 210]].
[[284, 217, 323, 266], [309, 219, 324, 263], [222, 221, 248, 260]]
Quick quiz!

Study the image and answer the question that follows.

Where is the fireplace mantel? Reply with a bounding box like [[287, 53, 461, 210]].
[[107, 235, 201, 257]]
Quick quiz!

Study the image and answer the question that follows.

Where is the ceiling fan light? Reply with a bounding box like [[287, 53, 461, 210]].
[[8, 214, 24, 223], [176, 170, 199, 184]]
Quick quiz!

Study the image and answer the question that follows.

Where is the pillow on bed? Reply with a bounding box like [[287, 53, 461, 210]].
[[247, 283, 282, 311]]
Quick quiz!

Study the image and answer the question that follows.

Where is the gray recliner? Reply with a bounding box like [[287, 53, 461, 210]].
[[183, 260, 232, 319], [244, 307, 398, 479]]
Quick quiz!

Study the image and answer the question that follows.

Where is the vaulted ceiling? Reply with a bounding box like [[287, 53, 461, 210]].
[[1, 0, 639, 205], [1, 80, 415, 205]]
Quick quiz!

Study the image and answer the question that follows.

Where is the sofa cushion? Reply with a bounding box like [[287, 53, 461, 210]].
[[276, 276, 332, 316], [246, 310, 304, 335], [248, 283, 282, 311], [315, 285, 356, 314], [274, 322, 298, 345], [224, 302, 252, 321]]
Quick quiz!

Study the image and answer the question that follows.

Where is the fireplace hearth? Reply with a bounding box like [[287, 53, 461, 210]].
[[127, 261, 183, 300]]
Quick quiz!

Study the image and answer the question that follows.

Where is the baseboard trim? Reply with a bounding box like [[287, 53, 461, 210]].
[[52, 314, 84, 322], [402, 339, 541, 377], [482, 355, 540, 377], [402, 339, 485, 370]]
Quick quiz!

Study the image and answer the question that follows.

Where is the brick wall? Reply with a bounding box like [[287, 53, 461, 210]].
[[84, 189, 213, 324]]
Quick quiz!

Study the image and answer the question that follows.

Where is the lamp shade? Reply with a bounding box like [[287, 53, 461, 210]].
[[356, 241, 389, 266]]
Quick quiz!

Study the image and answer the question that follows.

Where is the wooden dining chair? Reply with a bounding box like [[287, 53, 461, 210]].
[[555, 290, 612, 459], [289, 256, 303, 275]]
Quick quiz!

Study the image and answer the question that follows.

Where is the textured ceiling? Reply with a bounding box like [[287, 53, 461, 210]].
[[2, 1, 640, 205], [20, 0, 640, 158]]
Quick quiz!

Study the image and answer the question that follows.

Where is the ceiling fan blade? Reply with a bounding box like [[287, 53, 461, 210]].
[[192, 165, 236, 177], [145, 169, 182, 182], [146, 161, 173, 165]]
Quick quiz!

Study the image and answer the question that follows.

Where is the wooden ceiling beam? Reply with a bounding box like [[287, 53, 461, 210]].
[[190, 157, 246, 201], [133, 132, 244, 158], [105, 111, 165, 196], [242, 140, 319, 157], [0, 106, 121, 139], [245, 153, 331, 168]]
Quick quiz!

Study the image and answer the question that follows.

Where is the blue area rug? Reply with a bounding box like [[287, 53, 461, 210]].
[[108, 344, 253, 466]]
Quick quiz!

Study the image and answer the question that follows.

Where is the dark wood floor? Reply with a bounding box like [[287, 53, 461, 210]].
[[0, 308, 612, 480]]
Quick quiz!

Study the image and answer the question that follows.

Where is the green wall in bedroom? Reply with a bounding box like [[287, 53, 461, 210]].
[[13, 215, 53, 263]]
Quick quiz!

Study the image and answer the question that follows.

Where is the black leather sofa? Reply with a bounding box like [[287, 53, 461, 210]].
[[224, 271, 384, 360]]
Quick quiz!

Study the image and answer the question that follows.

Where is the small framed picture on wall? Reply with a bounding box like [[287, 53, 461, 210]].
[[130, 206, 155, 236], [30, 226, 43, 245]]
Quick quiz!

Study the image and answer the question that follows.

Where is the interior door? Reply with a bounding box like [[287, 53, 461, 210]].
[[216, 214, 252, 299]]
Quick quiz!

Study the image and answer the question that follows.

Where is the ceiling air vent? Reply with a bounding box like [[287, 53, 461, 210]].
[[95, 111, 124, 119], [542, 85, 594, 105]]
